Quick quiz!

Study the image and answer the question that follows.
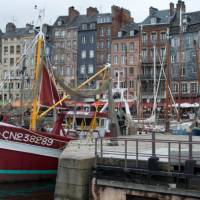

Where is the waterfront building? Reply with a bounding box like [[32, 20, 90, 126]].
[[111, 22, 140, 100], [139, 5, 171, 107], [51, 7, 80, 87], [170, 0, 200, 104], [0, 23, 35, 104], [96, 6, 133, 71], [77, 7, 98, 87]]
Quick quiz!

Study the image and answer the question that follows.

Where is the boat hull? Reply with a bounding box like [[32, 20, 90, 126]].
[[0, 122, 72, 182], [0, 144, 60, 183]]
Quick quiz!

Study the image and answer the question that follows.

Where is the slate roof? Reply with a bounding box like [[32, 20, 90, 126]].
[[1, 27, 34, 38], [183, 11, 200, 25], [142, 9, 170, 25], [53, 14, 97, 28]]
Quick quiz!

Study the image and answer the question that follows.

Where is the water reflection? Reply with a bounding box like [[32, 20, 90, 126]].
[[0, 180, 55, 200]]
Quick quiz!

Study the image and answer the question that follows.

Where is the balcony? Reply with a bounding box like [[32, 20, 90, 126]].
[[140, 73, 165, 80]]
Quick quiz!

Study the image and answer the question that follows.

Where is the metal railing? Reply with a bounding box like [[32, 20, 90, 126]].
[[95, 134, 200, 172]]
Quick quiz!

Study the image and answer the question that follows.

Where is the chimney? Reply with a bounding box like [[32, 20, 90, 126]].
[[176, 0, 185, 13], [169, 2, 174, 16], [181, 1, 186, 13], [68, 6, 79, 21], [149, 7, 158, 16], [87, 7, 99, 17]]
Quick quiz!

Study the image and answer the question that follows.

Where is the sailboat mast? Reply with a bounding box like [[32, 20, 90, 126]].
[[178, 6, 183, 122], [152, 45, 157, 121], [30, 34, 44, 130]]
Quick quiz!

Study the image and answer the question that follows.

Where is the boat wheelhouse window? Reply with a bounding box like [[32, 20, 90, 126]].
[[100, 119, 105, 127]]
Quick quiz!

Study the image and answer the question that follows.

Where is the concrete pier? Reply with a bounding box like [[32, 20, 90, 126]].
[[54, 140, 95, 200], [55, 134, 200, 200]]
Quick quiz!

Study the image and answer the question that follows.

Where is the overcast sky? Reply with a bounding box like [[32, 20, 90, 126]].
[[0, 0, 199, 31]]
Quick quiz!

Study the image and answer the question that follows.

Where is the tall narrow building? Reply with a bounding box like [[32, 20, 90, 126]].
[[0, 23, 35, 104]]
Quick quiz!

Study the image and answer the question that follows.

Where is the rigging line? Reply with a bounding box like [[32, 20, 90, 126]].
[[156, 46, 178, 115]]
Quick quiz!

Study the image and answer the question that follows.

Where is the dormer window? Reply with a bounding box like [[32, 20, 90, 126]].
[[58, 20, 62, 26], [151, 17, 157, 24], [118, 31, 122, 37], [82, 24, 87, 30], [130, 30, 134, 36]]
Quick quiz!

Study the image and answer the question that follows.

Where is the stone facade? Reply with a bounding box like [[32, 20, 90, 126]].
[[111, 23, 140, 99], [0, 23, 35, 104]]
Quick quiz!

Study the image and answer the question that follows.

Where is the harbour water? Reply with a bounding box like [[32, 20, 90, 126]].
[[0, 180, 55, 200]]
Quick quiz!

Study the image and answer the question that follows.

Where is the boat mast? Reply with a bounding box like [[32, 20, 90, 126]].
[[178, 6, 183, 122], [152, 45, 157, 123], [164, 28, 171, 132], [30, 9, 45, 130], [20, 45, 26, 126], [30, 33, 44, 130]]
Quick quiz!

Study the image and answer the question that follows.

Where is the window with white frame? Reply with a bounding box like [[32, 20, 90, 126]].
[[66, 66, 72, 76], [107, 28, 111, 35], [181, 82, 188, 93], [151, 17, 157, 24], [130, 30, 134, 36], [114, 55, 118, 64], [129, 43, 134, 52], [172, 83, 178, 93], [171, 55, 175, 63], [80, 65, 85, 74], [81, 50, 86, 59], [121, 55, 126, 64], [151, 32, 157, 43], [141, 49, 147, 59], [181, 67, 185, 76], [89, 50, 94, 58], [160, 32, 167, 41], [90, 36, 94, 43], [82, 24, 87, 30], [142, 33, 147, 43], [160, 48, 165, 59], [190, 82, 197, 93], [88, 64, 94, 74], [82, 36, 86, 44], [113, 44, 118, 52], [129, 55, 134, 64], [100, 28, 104, 36]]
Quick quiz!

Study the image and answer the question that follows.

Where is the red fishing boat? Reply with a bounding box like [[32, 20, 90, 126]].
[[0, 30, 75, 182]]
